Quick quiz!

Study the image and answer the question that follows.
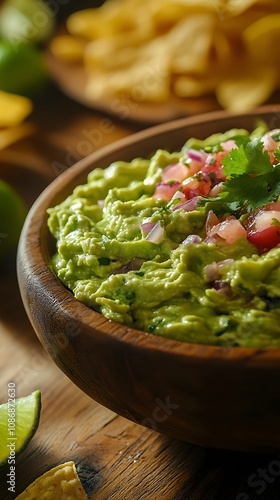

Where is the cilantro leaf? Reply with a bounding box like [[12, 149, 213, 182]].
[[266, 168, 280, 201], [244, 138, 272, 174], [223, 175, 269, 211], [222, 138, 272, 178], [222, 166, 280, 211], [222, 145, 248, 177], [234, 135, 251, 148]]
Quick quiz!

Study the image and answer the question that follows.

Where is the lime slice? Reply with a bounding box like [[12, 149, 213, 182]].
[[16, 461, 88, 499], [0, 390, 41, 466]]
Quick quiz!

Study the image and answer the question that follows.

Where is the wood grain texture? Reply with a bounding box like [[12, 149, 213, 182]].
[[2, 86, 280, 499]]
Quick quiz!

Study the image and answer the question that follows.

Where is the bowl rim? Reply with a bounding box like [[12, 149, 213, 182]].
[[18, 105, 280, 365]]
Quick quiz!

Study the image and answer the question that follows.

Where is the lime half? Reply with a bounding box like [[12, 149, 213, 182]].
[[0, 390, 41, 466]]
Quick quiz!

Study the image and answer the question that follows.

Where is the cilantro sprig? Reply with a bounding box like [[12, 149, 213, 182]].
[[199, 136, 280, 214], [222, 137, 272, 177]]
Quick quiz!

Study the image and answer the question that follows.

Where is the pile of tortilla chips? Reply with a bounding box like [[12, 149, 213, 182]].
[[0, 90, 35, 150], [50, 0, 280, 112]]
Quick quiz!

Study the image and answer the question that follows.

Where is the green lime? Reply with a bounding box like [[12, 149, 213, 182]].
[[0, 179, 27, 259], [0, 40, 48, 97], [0, 390, 41, 466], [0, 0, 55, 45]]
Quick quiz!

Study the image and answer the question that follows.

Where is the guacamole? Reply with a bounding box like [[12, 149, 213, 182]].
[[48, 125, 280, 348]]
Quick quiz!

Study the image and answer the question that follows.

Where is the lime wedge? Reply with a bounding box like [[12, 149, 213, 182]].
[[0, 390, 41, 466], [16, 461, 88, 499]]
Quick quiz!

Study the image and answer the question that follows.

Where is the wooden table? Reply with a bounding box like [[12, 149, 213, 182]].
[[1, 83, 280, 500]]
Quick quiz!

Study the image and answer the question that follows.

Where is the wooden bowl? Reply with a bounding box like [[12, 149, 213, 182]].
[[17, 106, 280, 453]]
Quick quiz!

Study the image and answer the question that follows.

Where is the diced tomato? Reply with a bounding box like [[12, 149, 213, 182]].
[[161, 162, 189, 183], [254, 210, 280, 231], [205, 210, 220, 233], [247, 226, 280, 252], [185, 149, 208, 177], [207, 217, 247, 244], [153, 182, 181, 201], [182, 175, 211, 199], [262, 130, 280, 164], [185, 158, 204, 177], [201, 151, 227, 181], [245, 204, 280, 251]]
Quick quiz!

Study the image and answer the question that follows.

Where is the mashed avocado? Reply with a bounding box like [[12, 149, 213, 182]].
[[48, 126, 280, 348]]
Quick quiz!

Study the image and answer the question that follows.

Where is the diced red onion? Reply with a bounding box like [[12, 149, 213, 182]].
[[217, 258, 234, 269], [140, 221, 155, 237], [172, 196, 198, 212], [204, 261, 220, 281], [262, 133, 278, 152], [113, 257, 145, 274], [146, 222, 164, 243], [182, 234, 202, 245], [204, 233, 223, 244], [201, 172, 210, 182], [212, 280, 233, 298], [171, 191, 185, 201], [97, 199, 105, 208], [187, 149, 207, 163], [209, 182, 223, 197], [204, 259, 234, 282]]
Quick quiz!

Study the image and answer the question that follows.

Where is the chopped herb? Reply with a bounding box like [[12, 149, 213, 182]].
[[113, 288, 135, 304], [155, 197, 180, 214], [98, 257, 111, 265], [222, 170, 280, 211]]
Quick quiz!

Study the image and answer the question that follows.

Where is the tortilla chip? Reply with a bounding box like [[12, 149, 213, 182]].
[[16, 461, 88, 500], [174, 75, 217, 97], [216, 66, 278, 112], [243, 13, 280, 66], [49, 35, 86, 63], [0, 91, 33, 127], [166, 14, 215, 74]]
